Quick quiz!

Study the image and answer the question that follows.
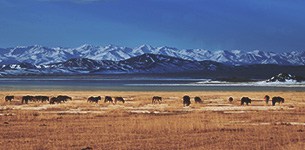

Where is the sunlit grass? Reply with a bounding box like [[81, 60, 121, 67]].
[[0, 91, 305, 149]]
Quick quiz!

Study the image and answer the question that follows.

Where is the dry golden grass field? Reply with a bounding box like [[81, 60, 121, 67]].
[[0, 90, 305, 150]]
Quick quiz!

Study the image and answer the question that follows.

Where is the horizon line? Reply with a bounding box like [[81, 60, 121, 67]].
[[1, 44, 304, 53]]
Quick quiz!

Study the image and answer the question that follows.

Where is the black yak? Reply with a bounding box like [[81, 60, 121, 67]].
[[228, 97, 233, 103], [183, 95, 191, 107], [5, 96, 14, 102], [152, 96, 162, 104], [57, 95, 72, 102], [114, 97, 125, 104], [34, 96, 49, 103], [50, 97, 61, 104], [264, 95, 270, 104], [87, 96, 101, 103], [104, 96, 113, 103], [272, 96, 284, 106], [241, 97, 251, 105], [194, 97, 203, 104], [22, 95, 34, 104]]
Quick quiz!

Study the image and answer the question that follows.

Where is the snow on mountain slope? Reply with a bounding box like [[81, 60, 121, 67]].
[[1, 53, 305, 77], [0, 54, 227, 76], [0, 44, 305, 66], [117, 53, 203, 73], [2, 45, 75, 65], [90, 54, 204, 74], [132, 45, 156, 55], [72, 44, 134, 61]]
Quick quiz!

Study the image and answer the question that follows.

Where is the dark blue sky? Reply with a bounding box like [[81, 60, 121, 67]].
[[1, 0, 305, 51]]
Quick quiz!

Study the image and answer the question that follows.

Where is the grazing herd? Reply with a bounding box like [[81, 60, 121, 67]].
[[4, 94, 285, 106], [21, 95, 50, 104], [229, 95, 284, 106], [4, 95, 72, 104], [150, 95, 284, 106]]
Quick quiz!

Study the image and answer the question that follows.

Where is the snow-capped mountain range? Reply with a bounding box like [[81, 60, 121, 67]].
[[0, 54, 226, 76], [1, 44, 305, 66]]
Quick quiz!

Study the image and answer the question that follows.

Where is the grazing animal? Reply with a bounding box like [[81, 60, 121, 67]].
[[241, 97, 251, 105], [194, 97, 203, 104], [22, 95, 34, 104], [50, 97, 61, 104], [228, 97, 233, 103], [57, 95, 72, 103], [264, 95, 270, 104], [272, 96, 284, 106], [183, 95, 191, 107], [42, 96, 50, 102], [87, 96, 101, 103], [104, 96, 113, 103], [114, 97, 125, 104], [35, 96, 49, 103], [5, 96, 14, 102], [152, 96, 162, 104]]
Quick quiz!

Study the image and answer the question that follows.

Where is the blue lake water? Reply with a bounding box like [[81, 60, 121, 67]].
[[0, 78, 305, 91]]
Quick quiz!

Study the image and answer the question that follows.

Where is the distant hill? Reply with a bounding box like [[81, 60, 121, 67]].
[[266, 73, 305, 82], [1, 53, 305, 79]]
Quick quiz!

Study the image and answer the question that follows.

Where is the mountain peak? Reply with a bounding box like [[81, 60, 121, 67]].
[[138, 44, 154, 49], [133, 44, 155, 54], [104, 44, 120, 49], [78, 44, 97, 49], [157, 46, 178, 50], [32, 45, 44, 48], [231, 50, 243, 54], [14, 45, 44, 49]]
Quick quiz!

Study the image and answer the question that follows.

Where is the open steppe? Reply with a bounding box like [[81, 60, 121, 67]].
[[0, 91, 305, 150]]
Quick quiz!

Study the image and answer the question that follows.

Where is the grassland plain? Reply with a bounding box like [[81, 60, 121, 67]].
[[0, 91, 305, 150]]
